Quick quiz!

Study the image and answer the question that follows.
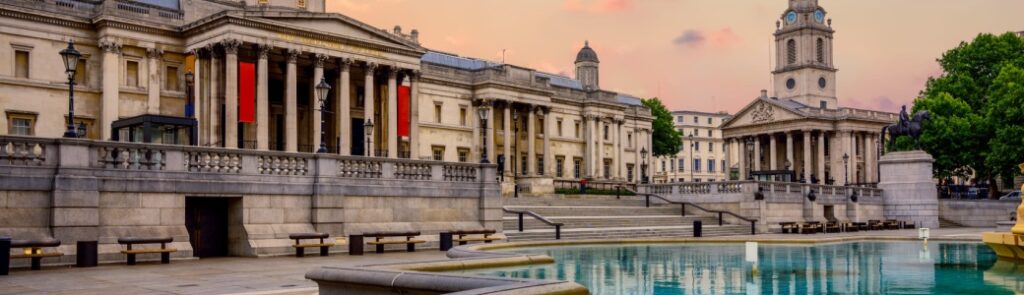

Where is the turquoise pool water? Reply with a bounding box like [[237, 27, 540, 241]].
[[460, 242, 1024, 294]]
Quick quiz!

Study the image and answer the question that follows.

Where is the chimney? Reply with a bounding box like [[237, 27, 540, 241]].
[[760, 89, 768, 98]]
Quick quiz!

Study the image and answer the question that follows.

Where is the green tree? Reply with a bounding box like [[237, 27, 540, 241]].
[[642, 97, 682, 157], [912, 32, 1024, 197]]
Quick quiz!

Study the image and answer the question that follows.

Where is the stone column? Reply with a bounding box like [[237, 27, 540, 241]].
[[364, 63, 376, 156], [542, 108, 551, 176], [616, 120, 624, 179], [311, 54, 326, 152], [723, 138, 732, 180], [489, 103, 497, 164], [285, 49, 299, 152], [769, 133, 778, 170], [256, 45, 271, 150], [503, 104, 512, 176], [208, 44, 220, 147], [336, 58, 352, 155], [597, 118, 605, 178], [753, 136, 761, 171], [409, 70, 421, 159], [387, 68, 398, 158], [803, 130, 812, 183], [146, 48, 162, 114], [223, 40, 240, 149], [527, 106, 537, 175], [818, 131, 827, 185], [867, 133, 878, 183], [99, 41, 121, 140], [786, 131, 794, 171], [192, 49, 203, 144], [634, 127, 641, 182], [583, 115, 593, 178], [738, 138, 748, 180]]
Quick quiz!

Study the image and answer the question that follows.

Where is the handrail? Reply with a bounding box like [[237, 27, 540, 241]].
[[503, 207, 563, 240], [625, 188, 759, 235]]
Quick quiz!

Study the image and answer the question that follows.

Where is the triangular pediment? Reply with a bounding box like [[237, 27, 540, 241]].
[[243, 10, 424, 53], [722, 98, 808, 129]]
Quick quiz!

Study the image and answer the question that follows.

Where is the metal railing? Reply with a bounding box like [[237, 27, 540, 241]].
[[625, 188, 759, 235], [503, 207, 563, 240]]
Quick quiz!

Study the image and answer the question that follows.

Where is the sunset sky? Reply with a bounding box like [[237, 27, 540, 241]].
[[329, 0, 1024, 114]]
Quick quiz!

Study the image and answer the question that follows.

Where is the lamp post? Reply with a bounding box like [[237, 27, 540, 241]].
[[688, 132, 694, 182], [315, 77, 331, 153], [745, 137, 754, 180], [59, 40, 81, 138], [511, 109, 519, 176], [640, 147, 648, 184], [477, 104, 491, 164], [843, 153, 850, 186], [364, 119, 374, 157], [185, 71, 195, 145]]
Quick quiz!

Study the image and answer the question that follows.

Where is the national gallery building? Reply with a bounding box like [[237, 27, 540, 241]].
[[0, 0, 654, 192]]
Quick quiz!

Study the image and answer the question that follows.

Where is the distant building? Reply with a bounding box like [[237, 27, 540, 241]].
[[654, 111, 732, 183], [1017, 31, 1024, 38]]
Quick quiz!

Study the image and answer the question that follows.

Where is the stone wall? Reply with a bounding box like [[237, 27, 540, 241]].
[[939, 199, 1018, 227], [0, 136, 499, 266]]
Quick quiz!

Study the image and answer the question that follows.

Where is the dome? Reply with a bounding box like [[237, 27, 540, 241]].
[[575, 41, 599, 63]]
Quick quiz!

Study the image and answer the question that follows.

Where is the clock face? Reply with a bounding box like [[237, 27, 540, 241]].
[[785, 11, 797, 23], [818, 77, 827, 89], [814, 10, 825, 23]]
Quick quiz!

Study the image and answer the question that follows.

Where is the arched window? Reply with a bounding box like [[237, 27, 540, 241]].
[[816, 38, 824, 63], [786, 39, 797, 65]]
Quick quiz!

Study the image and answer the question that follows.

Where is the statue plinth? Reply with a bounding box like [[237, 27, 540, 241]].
[[982, 163, 1024, 262], [878, 151, 939, 229]]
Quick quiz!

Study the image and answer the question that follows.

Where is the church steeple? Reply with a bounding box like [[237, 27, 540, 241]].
[[773, 0, 838, 109]]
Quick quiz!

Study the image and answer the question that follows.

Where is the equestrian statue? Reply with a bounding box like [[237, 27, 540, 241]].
[[880, 105, 930, 154]]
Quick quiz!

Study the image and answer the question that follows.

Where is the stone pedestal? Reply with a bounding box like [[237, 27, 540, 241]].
[[878, 151, 939, 228], [515, 177, 554, 195]]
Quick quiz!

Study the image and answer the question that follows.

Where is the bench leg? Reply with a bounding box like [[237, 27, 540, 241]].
[[320, 246, 329, 257], [484, 240, 493, 244], [407, 243, 415, 252], [127, 254, 136, 266], [30, 257, 41, 270], [296, 247, 304, 258], [376, 244, 384, 254], [459, 241, 467, 246], [161, 252, 170, 264]]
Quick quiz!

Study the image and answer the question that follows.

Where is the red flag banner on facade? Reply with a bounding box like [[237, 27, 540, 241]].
[[238, 62, 256, 123], [398, 85, 411, 137]]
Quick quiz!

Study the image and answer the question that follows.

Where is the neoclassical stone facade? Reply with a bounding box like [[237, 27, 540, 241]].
[[654, 111, 731, 183], [0, 0, 653, 193], [721, 0, 895, 186]]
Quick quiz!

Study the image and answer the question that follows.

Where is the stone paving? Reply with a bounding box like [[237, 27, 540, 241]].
[[0, 227, 995, 295]]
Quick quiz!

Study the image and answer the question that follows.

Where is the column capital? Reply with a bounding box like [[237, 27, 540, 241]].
[[188, 47, 204, 59], [365, 62, 378, 75], [221, 39, 242, 55], [99, 40, 122, 54], [146, 47, 163, 59], [286, 49, 300, 63], [257, 44, 272, 59], [387, 66, 399, 79], [314, 53, 328, 68], [338, 57, 353, 71], [533, 105, 549, 115], [206, 43, 221, 59]]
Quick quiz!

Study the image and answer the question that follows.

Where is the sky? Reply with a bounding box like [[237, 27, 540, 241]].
[[327, 0, 1024, 114]]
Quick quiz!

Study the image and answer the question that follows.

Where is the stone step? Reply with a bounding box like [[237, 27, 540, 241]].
[[502, 216, 721, 230], [504, 225, 750, 241], [503, 206, 685, 217]]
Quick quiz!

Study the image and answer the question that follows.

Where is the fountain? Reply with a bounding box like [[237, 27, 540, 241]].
[[982, 162, 1024, 261]]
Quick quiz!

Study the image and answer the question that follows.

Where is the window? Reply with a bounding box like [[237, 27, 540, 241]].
[[627, 164, 634, 182], [693, 159, 702, 172], [820, 101, 827, 109], [556, 119, 563, 137], [708, 159, 716, 173], [164, 65, 179, 91], [538, 118, 545, 135], [459, 107, 467, 126], [126, 60, 140, 87], [573, 158, 582, 179], [670, 160, 675, 172], [694, 141, 700, 151], [537, 156, 545, 176], [816, 38, 825, 63], [707, 130, 712, 137], [627, 132, 633, 147], [73, 58, 87, 85], [434, 103, 442, 123], [603, 160, 611, 179], [707, 117, 712, 124], [520, 155, 528, 175], [693, 116, 698, 123], [677, 116, 684, 123], [6, 112, 36, 136], [603, 125, 609, 140], [457, 148, 469, 162], [432, 146, 445, 161], [661, 160, 666, 172], [14, 50, 29, 78], [677, 159, 685, 171], [574, 121, 580, 138], [709, 142, 714, 151], [556, 157, 564, 177], [787, 39, 797, 65]]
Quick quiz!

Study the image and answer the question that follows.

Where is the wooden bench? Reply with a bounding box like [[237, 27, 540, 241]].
[[824, 222, 841, 233], [799, 222, 822, 234], [118, 237, 175, 265], [868, 220, 884, 231], [11, 239, 63, 270], [363, 231, 424, 254], [451, 229, 503, 245], [884, 220, 900, 230], [289, 233, 334, 257], [840, 222, 859, 232], [778, 222, 798, 234]]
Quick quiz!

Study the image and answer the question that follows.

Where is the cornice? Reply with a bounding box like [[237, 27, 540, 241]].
[[0, 6, 92, 30]]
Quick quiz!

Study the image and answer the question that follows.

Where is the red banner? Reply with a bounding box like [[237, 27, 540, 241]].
[[238, 62, 255, 123], [397, 85, 410, 137]]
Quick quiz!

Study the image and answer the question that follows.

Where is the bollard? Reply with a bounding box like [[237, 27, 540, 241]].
[[77, 241, 98, 268], [518, 213, 524, 232], [645, 195, 650, 208], [681, 203, 686, 216], [0, 236, 9, 276], [555, 225, 562, 240], [439, 232, 453, 251], [718, 212, 723, 226], [348, 235, 364, 256], [751, 221, 757, 235], [693, 220, 703, 237]]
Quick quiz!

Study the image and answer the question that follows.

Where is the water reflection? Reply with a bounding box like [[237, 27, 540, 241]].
[[461, 242, 1020, 295]]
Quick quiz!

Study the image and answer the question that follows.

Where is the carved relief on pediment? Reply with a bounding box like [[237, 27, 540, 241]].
[[751, 102, 775, 123]]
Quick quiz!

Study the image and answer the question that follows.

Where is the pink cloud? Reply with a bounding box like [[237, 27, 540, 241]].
[[562, 0, 632, 14], [709, 28, 741, 48], [673, 28, 741, 49]]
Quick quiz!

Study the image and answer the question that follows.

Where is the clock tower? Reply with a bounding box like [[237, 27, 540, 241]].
[[772, 0, 838, 109]]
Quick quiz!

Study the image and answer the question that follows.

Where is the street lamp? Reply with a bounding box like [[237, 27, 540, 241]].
[[744, 137, 754, 180], [59, 40, 81, 138], [640, 147, 648, 184], [477, 104, 491, 164], [315, 77, 331, 153], [688, 132, 694, 182], [364, 119, 374, 157], [842, 153, 850, 186], [185, 71, 195, 118]]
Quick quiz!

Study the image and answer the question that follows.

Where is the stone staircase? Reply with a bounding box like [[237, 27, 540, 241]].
[[502, 194, 751, 242]]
